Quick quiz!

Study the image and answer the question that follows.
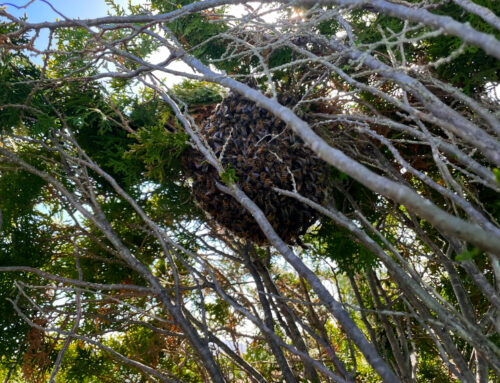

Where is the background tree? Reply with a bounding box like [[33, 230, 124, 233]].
[[1, 0, 500, 382]]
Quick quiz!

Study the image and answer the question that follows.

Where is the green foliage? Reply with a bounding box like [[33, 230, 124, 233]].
[[0, 205, 53, 374], [52, 84, 143, 188], [220, 163, 238, 186], [416, 349, 454, 383], [0, 269, 30, 369], [0, 168, 45, 233], [327, 168, 381, 222], [148, 185, 201, 226], [244, 339, 279, 379], [205, 298, 231, 325], [51, 27, 99, 77], [307, 220, 379, 275], [348, 0, 500, 95], [52, 24, 158, 81], [2, 2, 500, 382], [62, 344, 114, 383], [476, 177, 500, 227], [172, 80, 224, 107], [455, 247, 482, 262], [128, 90, 190, 170], [0, 51, 51, 135], [151, 0, 234, 71], [268, 47, 294, 69], [427, 0, 500, 94], [494, 168, 500, 188], [127, 125, 189, 183]]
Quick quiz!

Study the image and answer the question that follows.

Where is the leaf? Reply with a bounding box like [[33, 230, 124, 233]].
[[494, 168, 500, 189], [221, 164, 238, 186], [455, 248, 481, 262]]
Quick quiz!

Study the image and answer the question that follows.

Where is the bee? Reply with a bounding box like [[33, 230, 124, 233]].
[[255, 146, 266, 156], [206, 184, 216, 195], [249, 173, 259, 183], [252, 108, 260, 119], [199, 192, 211, 201], [228, 99, 237, 111], [256, 119, 264, 131], [280, 170, 288, 183]]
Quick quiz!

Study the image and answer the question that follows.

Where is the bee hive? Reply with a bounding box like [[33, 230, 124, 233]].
[[182, 92, 330, 244]]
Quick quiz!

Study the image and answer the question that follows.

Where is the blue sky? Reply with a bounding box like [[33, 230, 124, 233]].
[[2, 0, 191, 84], [1, 0, 142, 63], [2, 0, 135, 22]]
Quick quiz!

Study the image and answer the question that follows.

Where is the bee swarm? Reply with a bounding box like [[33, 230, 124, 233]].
[[182, 92, 330, 245]]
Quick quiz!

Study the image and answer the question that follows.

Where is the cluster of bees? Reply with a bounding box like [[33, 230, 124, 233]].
[[181, 92, 330, 245]]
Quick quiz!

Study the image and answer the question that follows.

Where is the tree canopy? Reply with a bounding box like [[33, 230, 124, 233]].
[[1, 0, 500, 382]]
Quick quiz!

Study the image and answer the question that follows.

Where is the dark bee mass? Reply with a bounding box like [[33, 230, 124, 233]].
[[181, 91, 330, 245]]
